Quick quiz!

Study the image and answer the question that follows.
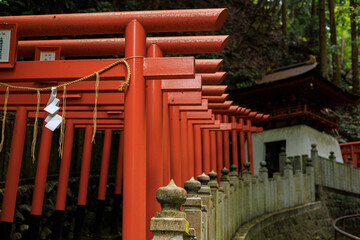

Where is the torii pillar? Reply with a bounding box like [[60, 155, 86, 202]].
[[123, 20, 147, 240]]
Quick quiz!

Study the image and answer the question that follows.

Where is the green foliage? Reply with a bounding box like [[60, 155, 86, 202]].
[[0, 0, 8, 6]]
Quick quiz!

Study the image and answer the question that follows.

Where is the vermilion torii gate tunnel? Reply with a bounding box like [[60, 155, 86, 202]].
[[0, 8, 267, 240], [0, 63, 229, 239]]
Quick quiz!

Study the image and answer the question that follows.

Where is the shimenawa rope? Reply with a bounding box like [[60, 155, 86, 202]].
[[0, 56, 142, 162]]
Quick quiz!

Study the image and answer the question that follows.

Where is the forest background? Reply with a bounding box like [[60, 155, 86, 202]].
[[0, 0, 359, 141]]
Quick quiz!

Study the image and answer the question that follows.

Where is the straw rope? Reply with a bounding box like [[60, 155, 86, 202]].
[[31, 90, 40, 163], [92, 72, 100, 143], [0, 56, 143, 161], [58, 86, 66, 158], [0, 87, 9, 152]]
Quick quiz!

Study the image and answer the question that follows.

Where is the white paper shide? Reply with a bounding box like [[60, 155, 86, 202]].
[[44, 87, 62, 131]]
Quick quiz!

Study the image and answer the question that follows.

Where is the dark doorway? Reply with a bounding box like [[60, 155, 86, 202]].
[[265, 140, 286, 178]]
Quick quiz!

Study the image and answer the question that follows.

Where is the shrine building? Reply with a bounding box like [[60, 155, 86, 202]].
[[229, 62, 358, 175]]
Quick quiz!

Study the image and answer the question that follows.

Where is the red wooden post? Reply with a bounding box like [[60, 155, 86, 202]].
[[73, 125, 93, 240], [169, 105, 182, 185], [53, 119, 74, 239], [239, 118, 246, 174], [115, 131, 124, 195], [180, 111, 189, 183], [146, 44, 163, 240], [351, 145, 357, 167], [111, 130, 124, 234], [94, 129, 112, 237], [162, 92, 171, 184], [210, 130, 217, 173], [28, 123, 53, 239], [342, 146, 348, 164], [55, 120, 75, 210], [246, 119, 254, 174], [123, 20, 147, 240], [188, 120, 195, 178], [0, 107, 27, 239], [97, 129, 112, 201], [194, 124, 203, 177], [231, 116, 239, 168], [223, 114, 230, 170], [77, 126, 93, 206], [202, 129, 211, 174], [216, 114, 223, 178], [30, 125, 53, 215]]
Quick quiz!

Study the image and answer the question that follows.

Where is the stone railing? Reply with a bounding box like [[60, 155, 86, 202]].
[[308, 144, 360, 194], [150, 157, 315, 240]]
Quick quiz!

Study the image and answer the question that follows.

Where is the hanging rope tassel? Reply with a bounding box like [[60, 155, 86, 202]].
[[31, 90, 40, 163], [0, 57, 140, 157], [0, 87, 9, 152], [118, 59, 131, 91], [58, 86, 66, 158], [92, 72, 100, 143]]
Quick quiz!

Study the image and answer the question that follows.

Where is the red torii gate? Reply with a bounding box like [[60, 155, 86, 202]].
[[0, 58, 226, 239], [0, 8, 229, 240]]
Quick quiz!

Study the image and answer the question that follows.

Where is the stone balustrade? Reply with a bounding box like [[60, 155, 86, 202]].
[[150, 150, 315, 240], [309, 144, 360, 194]]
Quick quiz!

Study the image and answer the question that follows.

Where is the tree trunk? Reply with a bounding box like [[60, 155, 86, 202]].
[[310, 0, 317, 46], [281, 0, 288, 53], [328, 0, 341, 86], [350, 0, 359, 94], [319, 0, 329, 80]]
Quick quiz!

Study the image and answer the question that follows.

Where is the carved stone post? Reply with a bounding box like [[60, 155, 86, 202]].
[[252, 175, 260, 217], [238, 175, 244, 226], [311, 144, 320, 185], [345, 152, 353, 192], [229, 165, 239, 233], [183, 177, 204, 240], [243, 162, 252, 222], [294, 155, 302, 172], [220, 168, 230, 239], [197, 173, 211, 240], [306, 157, 315, 202], [150, 180, 189, 239], [218, 186, 225, 240], [208, 171, 219, 240], [284, 158, 294, 208], [273, 172, 282, 211], [259, 161, 269, 213], [329, 151, 336, 189], [279, 147, 286, 176]]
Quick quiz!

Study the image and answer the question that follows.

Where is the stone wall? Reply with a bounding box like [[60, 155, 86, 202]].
[[230, 187, 360, 240], [0, 176, 120, 239], [234, 202, 333, 240], [318, 186, 360, 237]]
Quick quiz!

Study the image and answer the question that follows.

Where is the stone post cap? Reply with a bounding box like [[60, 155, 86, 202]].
[[156, 179, 187, 213], [230, 164, 239, 177], [197, 173, 210, 185], [220, 167, 230, 182], [285, 158, 293, 169], [260, 161, 267, 168], [184, 177, 201, 196], [259, 161, 268, 171], [311, 144, 317, 150], [306, 157, 313, 167], [280, 147, 286, 154], [243, 162, 251, 174], [329, 151, 336, 160], [208, 171, 219, 189], [208, 170, 218, 181]]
